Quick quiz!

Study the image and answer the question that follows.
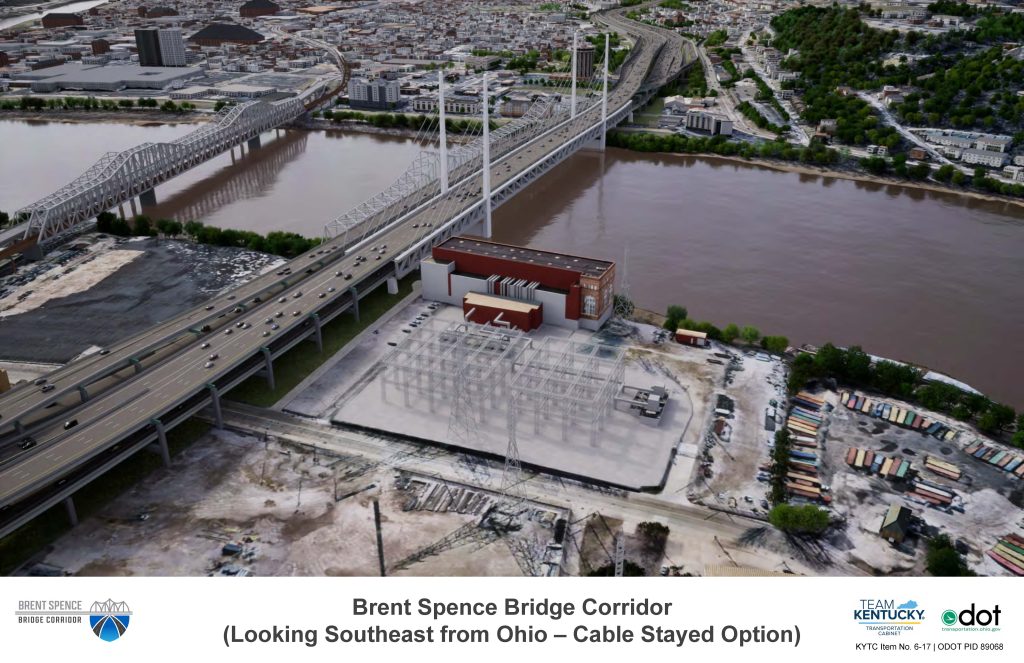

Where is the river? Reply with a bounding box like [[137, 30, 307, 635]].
[[1, 119, 1022, 407]]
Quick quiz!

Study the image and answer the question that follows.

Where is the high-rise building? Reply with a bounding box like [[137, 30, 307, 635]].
[[135, 28, 186, 67], [575, 43, 595, 80], [348, 77, 401, 110]]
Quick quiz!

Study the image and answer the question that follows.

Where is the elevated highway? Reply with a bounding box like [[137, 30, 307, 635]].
[[0, 8, 692, 539]]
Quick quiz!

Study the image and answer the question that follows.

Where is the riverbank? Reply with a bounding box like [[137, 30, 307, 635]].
[[0, 110, 207, 125], [685, 153, 1024, 211]]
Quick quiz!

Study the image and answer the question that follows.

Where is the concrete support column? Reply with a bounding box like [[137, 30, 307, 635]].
[[118, 203, 126, 220], [348, 286, 360, 322], [310, 314, 323, 353], [230, 147, 236, 165], [129, 197, 139, 217], [152, 418, 171, 468], [247, 135, 261, 150], [208, 384, 223, 429], [261, 346, 275, 391], [386, 276, 398, 295], [130, 358, 143, 374], [77, 385, 88, 403], [64, 496, 78, 527], [139, 188, 157, 208]]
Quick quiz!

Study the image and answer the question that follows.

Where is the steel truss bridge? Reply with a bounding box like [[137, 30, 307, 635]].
[[14, 98, 306, 243], [0, 4, 693, 541]]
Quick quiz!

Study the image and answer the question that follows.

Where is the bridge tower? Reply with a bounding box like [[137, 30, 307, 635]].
[[438, 69, 449, 194], [570, 30, 577, 119], [481, 72, 492, 238], [601, 32, 609, 151]]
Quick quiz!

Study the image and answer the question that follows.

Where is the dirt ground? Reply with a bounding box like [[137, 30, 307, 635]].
[[39, 429, 565, 577], [819, 390, 1023, 576]]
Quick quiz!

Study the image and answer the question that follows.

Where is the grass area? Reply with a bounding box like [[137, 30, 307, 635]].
[[0, 418, 211, 576], [227, 275, 417, 407]]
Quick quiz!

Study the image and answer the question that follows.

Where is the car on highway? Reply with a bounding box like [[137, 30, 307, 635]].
[[278, 297, 287, 303], [344, 274, 352, 280], [208, 353, 219, 361], [293, 292, 302, 299], [40, 384, 55, 393], [34, 378, 47, 386], [63, 419, 78, 430], [201, 342, 211, 349], [275, 311, 284, 318], [19, 438, 37, 450], [271, 324, 280, 330], [99, 349, 110, 355], [292, 310, 301, 317], [262, 331, 271, 337], [224, 329, 233, 335], [205, 305, 214, 311], [318, 292, 326, 299], [204, 362, 215, 369]]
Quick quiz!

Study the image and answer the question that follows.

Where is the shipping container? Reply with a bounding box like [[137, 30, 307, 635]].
[[896, 460, 910, 478], [846, 448, 858, 465], [855, 449, 866, 467], [880, 457, 894, 476], [990, 451, 1007, 465], [864, 450, 875, 468]]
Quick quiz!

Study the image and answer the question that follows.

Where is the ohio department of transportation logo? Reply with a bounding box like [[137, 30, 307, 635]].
[[942, 610, 958, 626], [88, 599, 131, 642]]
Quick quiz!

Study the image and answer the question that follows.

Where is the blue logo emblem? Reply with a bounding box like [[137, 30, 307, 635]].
[[88, 599, 131, 642]]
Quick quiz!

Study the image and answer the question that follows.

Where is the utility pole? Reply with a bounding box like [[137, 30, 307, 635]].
[[438, 69, 449, 194], [601, 32, 609, 151], [570, 31, 578, 119], [481, 71, 492, 238]]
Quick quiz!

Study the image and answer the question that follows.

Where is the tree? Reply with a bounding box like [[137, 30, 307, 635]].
[[663, 304, 688, 331], [95, 211, 116, 233], [0, 210, 9, 227], [722, 323, 740, 343], [132, 215, 154, 236], [740, 325, 761, 344], [183, 220, 204, 239], [1012, 430, 1024, 450], [768, 503, 830, 535], [156, 218, 182, 237], [926, 534, 974, 576], [109, 217, 132, 237], [978, 403, 1015, 434], [761, 335, 789, 354]]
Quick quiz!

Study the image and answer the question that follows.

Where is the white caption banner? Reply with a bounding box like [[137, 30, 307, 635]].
[[1, 577, 1015, 662]]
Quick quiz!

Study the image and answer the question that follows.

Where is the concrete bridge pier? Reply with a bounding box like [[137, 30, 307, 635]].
[[77, 385, 88, 403], [247, 135, 262, 151], [208, 384, 223, 429], [64, 496, 78, 527], [118, 203, 126, 220], [151, 418, 171, 468], [386, 276, 398, 295], [348, 286, 360, 322], [139, 188, 157, 209], [129, 197, 139, 218], [230, 147, 236, 165], [260, 346, 275, 390], [309, 313, 323, 353]]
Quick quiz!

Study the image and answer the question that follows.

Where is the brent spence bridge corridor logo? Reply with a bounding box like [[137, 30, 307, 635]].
[[15, 598, 132, 642], [854, 599, 924, 636]]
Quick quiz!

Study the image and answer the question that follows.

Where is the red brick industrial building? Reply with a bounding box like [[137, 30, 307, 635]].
[[421, 236, 616, 332]]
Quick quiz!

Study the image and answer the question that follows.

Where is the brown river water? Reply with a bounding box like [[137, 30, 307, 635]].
[[2, 120, 1022, 406]]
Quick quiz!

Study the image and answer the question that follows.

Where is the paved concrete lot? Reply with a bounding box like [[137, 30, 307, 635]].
[[321, 303, 688, 490]]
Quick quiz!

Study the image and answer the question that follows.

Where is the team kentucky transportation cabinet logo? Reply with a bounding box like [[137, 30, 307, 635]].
[[854, 599, 924, 636]]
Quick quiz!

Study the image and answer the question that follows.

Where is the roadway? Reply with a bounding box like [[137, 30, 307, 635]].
[[0, 10, 682, 516]]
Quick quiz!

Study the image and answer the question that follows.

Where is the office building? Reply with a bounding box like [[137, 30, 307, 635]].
[[135, 28, 186, 67], [576, 42, 595, 80], [348, 77, 401, 110]]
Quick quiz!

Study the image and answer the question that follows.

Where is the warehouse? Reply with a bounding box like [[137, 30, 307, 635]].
[[420, 236, 616, 331], [26, 63, 203, 92]]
